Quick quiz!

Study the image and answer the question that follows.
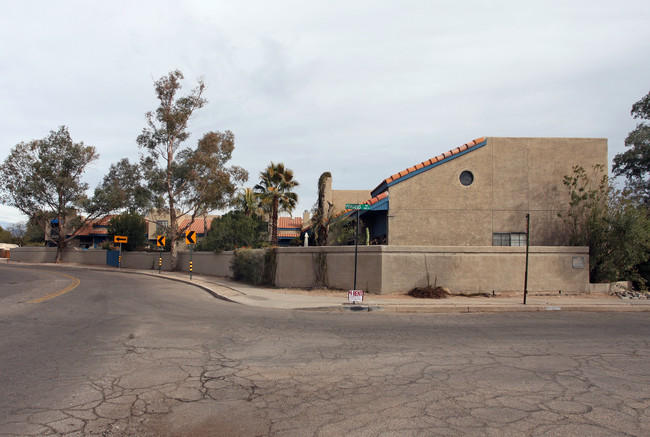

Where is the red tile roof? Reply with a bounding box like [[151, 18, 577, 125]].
[[75, 215, 116, 236], [365, 191, 388, 206], [180, 218, 212, 234], [372, 137, 486, 195], [278, 216, 302, 229]]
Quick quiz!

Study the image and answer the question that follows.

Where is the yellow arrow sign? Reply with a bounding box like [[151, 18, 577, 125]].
[[114, 235, 128, 243], [157, 236, 166, 247], [185, 230, 196, 245]]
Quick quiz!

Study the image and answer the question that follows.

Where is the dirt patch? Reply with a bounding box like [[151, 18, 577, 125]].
[[457, 292, 492, 298]]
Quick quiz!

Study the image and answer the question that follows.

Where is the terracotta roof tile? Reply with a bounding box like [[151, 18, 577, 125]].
[[75, 215, 116, 236], [367, 191, 388, 205], [278, 216, 302, 229], [180, 219, 212, 234]]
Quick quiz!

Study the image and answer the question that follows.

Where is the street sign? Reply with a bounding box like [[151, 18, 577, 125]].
[[114, 235, 128, 243], [157, 236, 166, 247], [345, 204, 371, 210], [185, 230, 196, 245]]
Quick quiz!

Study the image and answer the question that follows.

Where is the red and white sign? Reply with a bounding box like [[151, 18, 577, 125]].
[[348, 289, 364, 303]]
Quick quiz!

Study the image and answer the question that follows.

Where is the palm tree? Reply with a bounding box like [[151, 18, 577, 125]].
[[254, 162, 299, 246], [237, 187, 261, 218]]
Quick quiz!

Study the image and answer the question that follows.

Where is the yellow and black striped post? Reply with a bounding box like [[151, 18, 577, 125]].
[[189, 243, 193, 280], [158, 253, 162, 274], [185, 230, 196, 280]]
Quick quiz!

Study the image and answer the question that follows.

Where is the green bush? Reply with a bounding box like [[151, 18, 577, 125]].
[[202, 210, 267, 252], [232, 249, 266, 285]]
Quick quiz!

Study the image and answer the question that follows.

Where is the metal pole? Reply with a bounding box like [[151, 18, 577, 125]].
[[353, 209, 359, 291], [119, 242, 122, 269], [189, 244, 193, 280], [524, 213, 530, 305], [158, 248, 162, 274]]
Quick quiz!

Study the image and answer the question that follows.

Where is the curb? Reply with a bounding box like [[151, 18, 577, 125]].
[[314, 303, 650, 314], [4, 262, 650, 314], [302, 303, 650, 314]]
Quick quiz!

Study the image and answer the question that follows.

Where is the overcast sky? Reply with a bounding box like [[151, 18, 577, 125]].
[[1, 0, 649, 226]]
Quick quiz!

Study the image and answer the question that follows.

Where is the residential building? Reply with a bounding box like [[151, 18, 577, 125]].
[[327, 137, 607, 247], [277, 216, 303, 246]]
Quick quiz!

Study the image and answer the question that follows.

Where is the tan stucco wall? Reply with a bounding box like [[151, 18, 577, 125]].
[[274, 245, 589, 294], [114, 251, 233, 275], [331, 190, 372, 213], [378, 246, 589, 294], [11, 246, 589, 295], [275, 246, 382, 292], [9, 248, 234, 277], [11, 247, 59, 263], [10, 247, 106, 265], [387, 137, 607, 246]]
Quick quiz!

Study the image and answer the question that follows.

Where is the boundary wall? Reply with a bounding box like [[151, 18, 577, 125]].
[[10, 245, 589, 294], [274, 246, 590, 294], [9, 247, 234, 277]]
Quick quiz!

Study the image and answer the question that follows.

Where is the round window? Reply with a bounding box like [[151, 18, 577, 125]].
[[459, 170, 474, 186]]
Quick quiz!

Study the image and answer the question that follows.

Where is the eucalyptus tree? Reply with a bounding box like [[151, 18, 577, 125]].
[[92, 158, 153, 215], [0, 126, 107, 262], [254, 162, 299, 246], [137, 70, 247, 269]]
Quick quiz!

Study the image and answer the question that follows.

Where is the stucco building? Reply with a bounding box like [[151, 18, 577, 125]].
[[328, 137, 607, 247]]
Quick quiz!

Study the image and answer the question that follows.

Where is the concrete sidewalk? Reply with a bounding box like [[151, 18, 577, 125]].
[[130, 267, 650, 314], [6, 262, 650, 313]]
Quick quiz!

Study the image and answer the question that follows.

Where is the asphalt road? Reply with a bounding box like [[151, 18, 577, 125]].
[[1, 264, 649, 436]]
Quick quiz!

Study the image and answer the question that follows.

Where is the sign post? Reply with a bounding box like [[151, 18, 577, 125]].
[[345, 204, 370, 302], [523, 214, 530, 305], [185, 231, 196, 280], [114, 236, 127, 269], [156, 236, 166, 274]]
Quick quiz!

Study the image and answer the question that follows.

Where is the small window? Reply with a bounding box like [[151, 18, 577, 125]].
[[459, 171, 474, 186], [492, 233, 510, 246], [510, 233, 527, 246], [493, 232, 527, 246]]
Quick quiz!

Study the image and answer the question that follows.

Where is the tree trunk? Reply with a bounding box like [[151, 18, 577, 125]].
[[55, 214, 64, 263], [169, 206, 178, 271], [271, 196, 279, 246], [55, 243, 63, 263]]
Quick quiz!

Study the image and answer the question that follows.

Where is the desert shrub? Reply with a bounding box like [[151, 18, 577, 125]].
[[232, 249, 266, 285], [408, 286, 450, 299]]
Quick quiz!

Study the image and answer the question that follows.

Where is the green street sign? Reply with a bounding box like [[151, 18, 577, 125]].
[[345, 204, 371, 210]]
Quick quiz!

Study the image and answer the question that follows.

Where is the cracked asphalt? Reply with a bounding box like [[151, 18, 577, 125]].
[[1, 264, 649, 436]]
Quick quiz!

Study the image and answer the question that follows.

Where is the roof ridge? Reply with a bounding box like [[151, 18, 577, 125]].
[[372, 137, 486, 195]]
